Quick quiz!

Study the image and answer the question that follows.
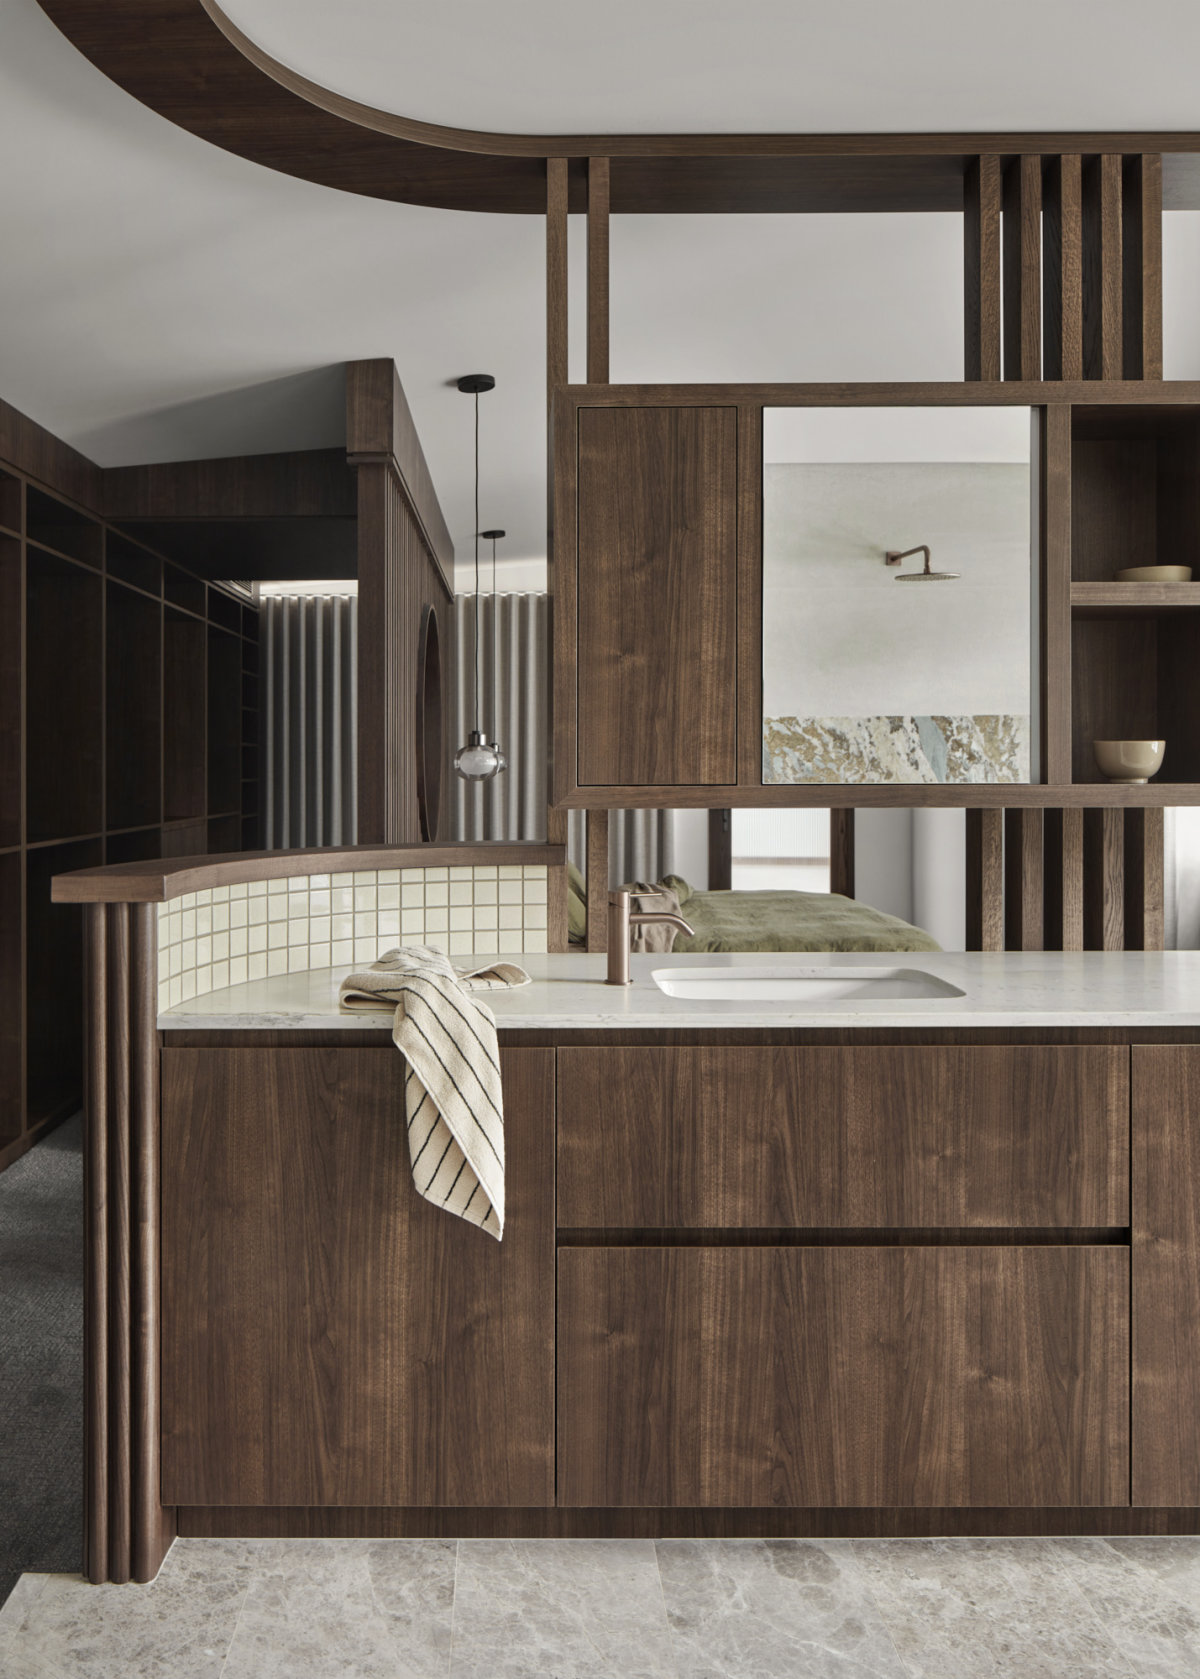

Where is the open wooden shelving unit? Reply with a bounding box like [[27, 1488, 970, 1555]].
[[0, 461, 259, 1172]]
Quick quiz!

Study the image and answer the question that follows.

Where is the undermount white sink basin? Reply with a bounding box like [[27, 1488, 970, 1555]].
[[651, 966, 966, 1003]]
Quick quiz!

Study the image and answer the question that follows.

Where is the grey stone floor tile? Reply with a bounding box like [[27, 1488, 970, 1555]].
[[655, 1538, 907, 1679], [0, 1572, 51, 1628], [0, 1540, 257, 1679], [219, 1538, 454, 1679], [1100, 1536, 1200, 1601], [851, 1537, 1137, 1679], [1050, 1537, 1200, 1679], [449, 1538, 680, 1679]]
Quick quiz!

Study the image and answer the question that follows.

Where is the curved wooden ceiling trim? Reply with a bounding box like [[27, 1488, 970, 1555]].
[[37, 0, 1200, 213]]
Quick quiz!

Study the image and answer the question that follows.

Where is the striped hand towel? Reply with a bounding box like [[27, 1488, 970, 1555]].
[[338, 946, 530, 1240]]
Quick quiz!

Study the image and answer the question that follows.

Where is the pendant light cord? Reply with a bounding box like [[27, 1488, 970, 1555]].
[[473, 391, 482, 735]]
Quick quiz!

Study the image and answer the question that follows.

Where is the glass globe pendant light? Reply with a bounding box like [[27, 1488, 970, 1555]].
[[454, 374, 507, 781]]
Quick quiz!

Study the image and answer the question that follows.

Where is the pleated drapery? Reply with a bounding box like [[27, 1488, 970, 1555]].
[[451, 594, 548, 842], [449, 593, 671, 884], [262, 592, 357, 848]]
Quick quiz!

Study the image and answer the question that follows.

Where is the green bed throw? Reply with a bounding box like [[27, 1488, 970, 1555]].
[[662, 876, 941, 954]]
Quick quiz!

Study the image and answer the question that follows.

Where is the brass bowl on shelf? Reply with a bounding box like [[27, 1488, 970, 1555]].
[[1093, 739, 1165, 784], [1114, 565, 1192, 582]]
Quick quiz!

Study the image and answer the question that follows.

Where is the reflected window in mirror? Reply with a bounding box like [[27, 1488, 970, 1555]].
[[762, 407, 1033, 786]]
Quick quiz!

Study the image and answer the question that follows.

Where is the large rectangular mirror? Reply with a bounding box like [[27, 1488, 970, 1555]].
[[762, 407, 1033, 785]]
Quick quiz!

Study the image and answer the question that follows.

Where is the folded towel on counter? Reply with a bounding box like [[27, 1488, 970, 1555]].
[[339, 946, 531, 1240]]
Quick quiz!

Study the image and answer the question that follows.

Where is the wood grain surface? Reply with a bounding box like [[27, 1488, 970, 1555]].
[[557, 1244, 1129, 1507], [556, 1045, 1128, 1230], [576, 406, 737, 787], [160, 1047, 555, 1508]]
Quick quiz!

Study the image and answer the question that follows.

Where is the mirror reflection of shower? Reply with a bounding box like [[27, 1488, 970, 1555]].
[[761, 405, 1032, 786], [885, 544, 960, 581]]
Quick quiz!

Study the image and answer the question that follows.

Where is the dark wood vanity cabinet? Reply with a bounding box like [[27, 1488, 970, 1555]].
[[160, 1046, 555, 1508], [558, 1244, 1129, 1508], [557, 1045, 1129, 1229], [1132, 1045, 1200, 1505], [556, 1040, 1134, 1512]]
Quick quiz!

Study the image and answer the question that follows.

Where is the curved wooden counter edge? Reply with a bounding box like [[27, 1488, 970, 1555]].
[[52, 843, 568, 904]]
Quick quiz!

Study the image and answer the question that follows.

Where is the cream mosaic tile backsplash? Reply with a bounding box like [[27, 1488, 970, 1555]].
[[156, 864, 549, 1013]]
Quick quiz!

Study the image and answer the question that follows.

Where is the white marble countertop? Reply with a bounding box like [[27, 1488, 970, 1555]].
[[159, 949, 1200, 1031]]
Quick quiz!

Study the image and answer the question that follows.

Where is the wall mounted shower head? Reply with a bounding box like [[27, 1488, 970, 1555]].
[[884, 544, 959, 581]]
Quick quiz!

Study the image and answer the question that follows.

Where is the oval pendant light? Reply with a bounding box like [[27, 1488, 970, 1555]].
[[454, 373, 507, 782]]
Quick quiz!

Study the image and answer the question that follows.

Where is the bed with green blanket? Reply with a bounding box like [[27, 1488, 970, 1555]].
[[566, 866, 941, 953]]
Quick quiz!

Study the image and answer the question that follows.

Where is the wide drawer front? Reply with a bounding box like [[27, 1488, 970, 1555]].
[[557, 1046, 1128, 1229], [557, 1245, 1129, 1508]]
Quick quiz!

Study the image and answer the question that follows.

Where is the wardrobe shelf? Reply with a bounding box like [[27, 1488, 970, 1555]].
[[1071, 582, 1200, 615]]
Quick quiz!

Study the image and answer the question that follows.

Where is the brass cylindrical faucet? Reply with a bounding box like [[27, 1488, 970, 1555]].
[[605, 889, 695, 985]]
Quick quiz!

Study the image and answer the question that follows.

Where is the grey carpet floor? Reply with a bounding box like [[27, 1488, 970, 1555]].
[[0, 1117, 82, 1608]]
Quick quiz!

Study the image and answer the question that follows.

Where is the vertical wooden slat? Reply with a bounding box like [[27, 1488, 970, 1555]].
[[1124, 806, 1165, 951], [84, 904, 108, 1585], [546, 158, 570, 403], [964, 156, 1002, 381], [965, 808, 1004, 951], [105, 903, 131, 1584], [708, 809, 733, 891], [830, 810, 855, 899], [1044, 807, 1085, 951], [586, 158, 610, 385], [1123, 154, 1163, 381], [1083, 154, 1124, 380], [1003, 155, 1042, 380], [1040, 406, 1073, 784], [130, 903, 173, 1579], [546, 157, 571, 827], [546, 808, 570, 953], [585, 809, 609, 951], [1084, 807, 1125, 950], [1004, 808, 1044, 950], [1043, 155, 1084, 380], [736, 404, 764, 789]]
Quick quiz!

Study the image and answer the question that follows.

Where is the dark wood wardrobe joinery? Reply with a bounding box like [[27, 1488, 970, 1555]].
[[0, 454, 258, 1173]]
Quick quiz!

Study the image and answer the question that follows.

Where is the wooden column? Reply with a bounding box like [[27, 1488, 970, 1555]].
[[1044, 808, 1085, 951], [1039, 406, 1073, 786], [545, 159, 570, 947], [708, 810, 733, 892], [1084, 807, 1125, 950], [1043, 155, 1084, 380], [830, 810, 855, 899], [1083, 154, 1124, 380], [1004, 808, 1044, 951], [1002, 155, 1042, 380], [587, 158, 610, 384], [1124, 806, 1165, 951], [1122, 154, 1163, 381], [85, 902, 174, 1584], [965, 808, 1004, 951], [585, 809, 609, 951], [964, 156, 1002, 381]]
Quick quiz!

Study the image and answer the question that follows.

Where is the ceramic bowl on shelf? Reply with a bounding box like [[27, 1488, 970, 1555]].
[[1114, 565, 1193, 582], [1093, 739, 1166, 784]]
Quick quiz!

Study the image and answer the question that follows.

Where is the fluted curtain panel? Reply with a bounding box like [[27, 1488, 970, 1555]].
[[262, 592, 357, 848], [452, 594, 548, 841], [450, 593, 669, 880]]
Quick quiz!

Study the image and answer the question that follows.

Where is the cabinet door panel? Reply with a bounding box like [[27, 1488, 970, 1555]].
[[1133, 1045, 1200, 1504], [558, 1046, 1129, 1229], [558, 1245, 1128, 1508], [162, 1047, 554, 1507], [577, 405, 737, 787]]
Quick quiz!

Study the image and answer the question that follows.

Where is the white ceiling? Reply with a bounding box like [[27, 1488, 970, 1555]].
[[6, 0, 1200, 588], [222, 0, 1200, 136]]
